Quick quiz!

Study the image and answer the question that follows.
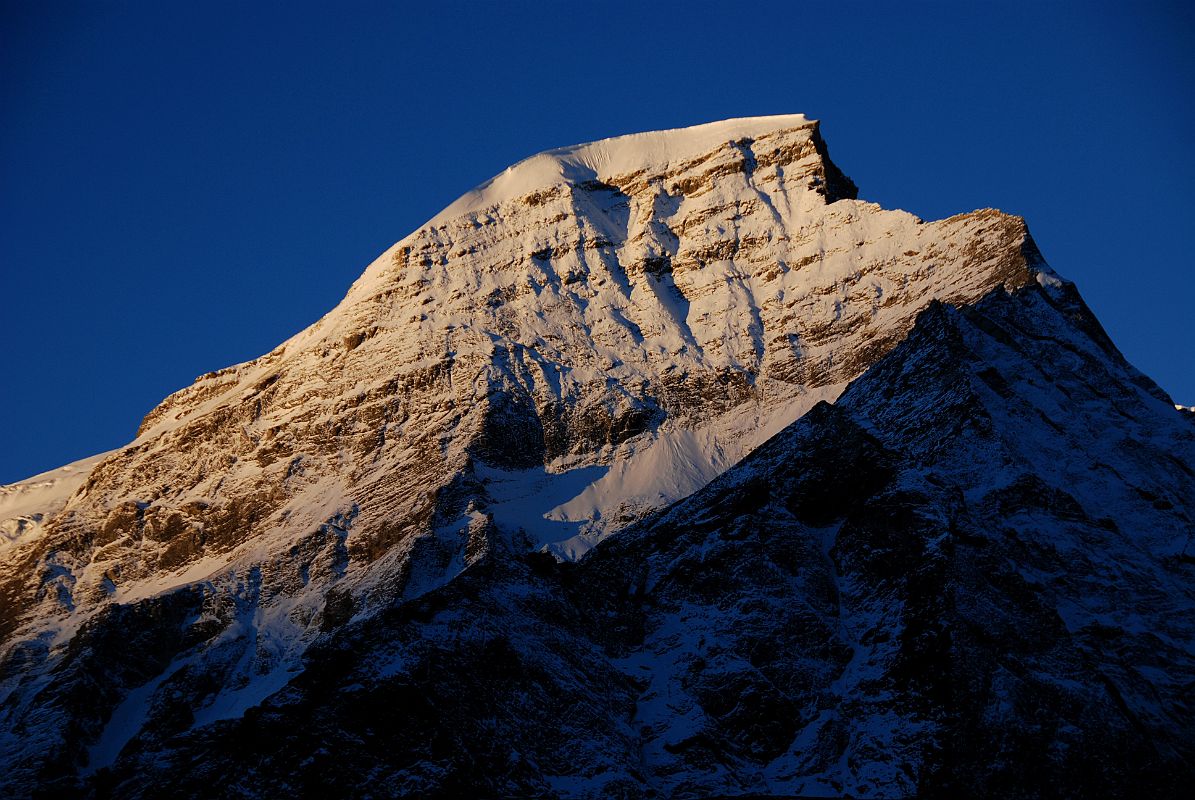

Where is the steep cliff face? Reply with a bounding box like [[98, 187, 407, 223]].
[[0, 116, 1115, 794]]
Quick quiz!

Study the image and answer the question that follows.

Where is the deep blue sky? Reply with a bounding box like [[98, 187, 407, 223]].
[[2, 1, 1192, 483]]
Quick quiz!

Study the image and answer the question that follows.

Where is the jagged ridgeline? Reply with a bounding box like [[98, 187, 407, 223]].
[[1, 115, 1192, 798]]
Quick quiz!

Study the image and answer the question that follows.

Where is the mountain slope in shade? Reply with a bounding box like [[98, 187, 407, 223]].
[[2, 116, 1184, 796], [59, 282, 1194, 799]]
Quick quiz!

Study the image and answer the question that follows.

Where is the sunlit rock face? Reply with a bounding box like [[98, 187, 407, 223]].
[[7, 116, 1187, 799]]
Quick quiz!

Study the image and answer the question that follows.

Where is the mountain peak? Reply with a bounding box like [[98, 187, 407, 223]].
[[0, 118, 1097, 795], [426, 114, 851, 227]]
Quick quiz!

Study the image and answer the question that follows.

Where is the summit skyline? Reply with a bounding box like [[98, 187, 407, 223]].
[[2, 0, 1193, 484]]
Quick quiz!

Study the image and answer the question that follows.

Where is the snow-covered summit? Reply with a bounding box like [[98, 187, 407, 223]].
[[427, 114, 816, 226]]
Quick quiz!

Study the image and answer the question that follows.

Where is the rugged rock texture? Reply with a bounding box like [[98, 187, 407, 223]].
[[2, 115, 1189, 797], [48, 284, 1194, 799]]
